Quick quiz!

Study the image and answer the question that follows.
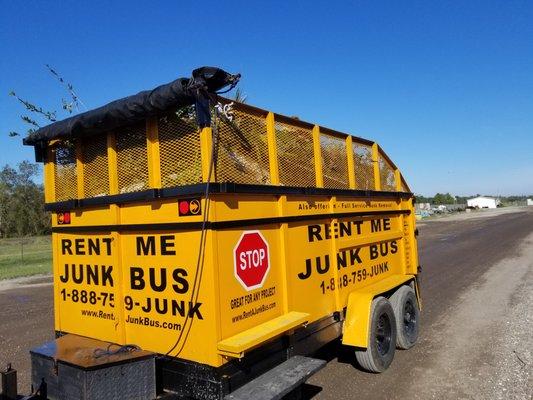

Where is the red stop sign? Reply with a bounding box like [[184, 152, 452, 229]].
[[234, 230, 270, 291]]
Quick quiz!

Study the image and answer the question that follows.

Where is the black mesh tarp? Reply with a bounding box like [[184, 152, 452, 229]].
[[23, 67, 238, 146]]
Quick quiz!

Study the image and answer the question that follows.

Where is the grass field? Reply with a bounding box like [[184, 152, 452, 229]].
[[0, 235, 52, 280]]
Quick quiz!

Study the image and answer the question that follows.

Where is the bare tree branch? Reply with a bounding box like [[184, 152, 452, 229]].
[[9, 91, 57, 122], [20, 115, 40, 128], [45, 64, 87, 111]]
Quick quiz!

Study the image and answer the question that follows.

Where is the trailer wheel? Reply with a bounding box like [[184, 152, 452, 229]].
[[355, 296, 396, 373], [390, 285, 419, 350]]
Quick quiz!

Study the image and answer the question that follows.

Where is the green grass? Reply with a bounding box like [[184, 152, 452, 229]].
[[0, 235, 52, 280]]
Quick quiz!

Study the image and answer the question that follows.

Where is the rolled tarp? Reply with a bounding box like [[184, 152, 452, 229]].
[[23, 67, 239, 146]]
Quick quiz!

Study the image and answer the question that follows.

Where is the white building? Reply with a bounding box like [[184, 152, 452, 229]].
[[527, 199, 533, 206], [467, 196, 498, 209]]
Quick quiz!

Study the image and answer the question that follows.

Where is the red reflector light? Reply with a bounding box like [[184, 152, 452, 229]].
[[57, 212, 71, 225], [178, 199, 201, 216]]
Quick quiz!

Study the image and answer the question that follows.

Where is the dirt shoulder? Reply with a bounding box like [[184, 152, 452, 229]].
[[0, 276, 54, 393], [399, 232, 532, 399]]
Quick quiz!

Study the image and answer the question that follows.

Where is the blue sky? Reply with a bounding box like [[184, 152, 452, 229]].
[[1, 0, 532, 196]]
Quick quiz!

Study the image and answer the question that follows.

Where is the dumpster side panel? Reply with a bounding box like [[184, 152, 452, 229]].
[[213, 195, 411, 339], [54, 231, 124, 344], [216, 225, 285, 340], [53, 197, 223, 366], [120, 230, 220, 366], [52, 193, 415, 369], [284, 197, 407, 323]]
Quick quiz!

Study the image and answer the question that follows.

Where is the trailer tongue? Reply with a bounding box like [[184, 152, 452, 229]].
[[16, 67, 420, 400]]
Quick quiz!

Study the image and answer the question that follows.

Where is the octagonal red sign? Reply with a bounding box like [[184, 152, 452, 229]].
[[233, 230, 270, 291]]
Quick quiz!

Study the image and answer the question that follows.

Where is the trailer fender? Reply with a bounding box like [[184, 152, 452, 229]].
[[342, 274, 415, 348]]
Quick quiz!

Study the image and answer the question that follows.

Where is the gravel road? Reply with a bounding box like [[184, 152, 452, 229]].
[[0, 207, 531, 399]]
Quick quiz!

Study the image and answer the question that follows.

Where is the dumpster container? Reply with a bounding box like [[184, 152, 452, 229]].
[[23, 67, 420, 399]]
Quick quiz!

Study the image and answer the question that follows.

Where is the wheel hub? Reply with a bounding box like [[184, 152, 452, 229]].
[[376, 313, 392, 356], [403, 300, 417, 337]]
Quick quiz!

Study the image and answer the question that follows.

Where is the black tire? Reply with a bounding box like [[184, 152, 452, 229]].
[[390, 285, 420, 350], [355, 296, 397, 373]]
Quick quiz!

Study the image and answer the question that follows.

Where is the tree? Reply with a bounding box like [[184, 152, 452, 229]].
[[0, 162, 50, 237], [415, 194, 433, 203], [433, 192, 455, 205], [455, 195, 470, 204]]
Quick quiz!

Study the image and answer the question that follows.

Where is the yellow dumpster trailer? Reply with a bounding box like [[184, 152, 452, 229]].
[[23, 67, 420, 400]]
